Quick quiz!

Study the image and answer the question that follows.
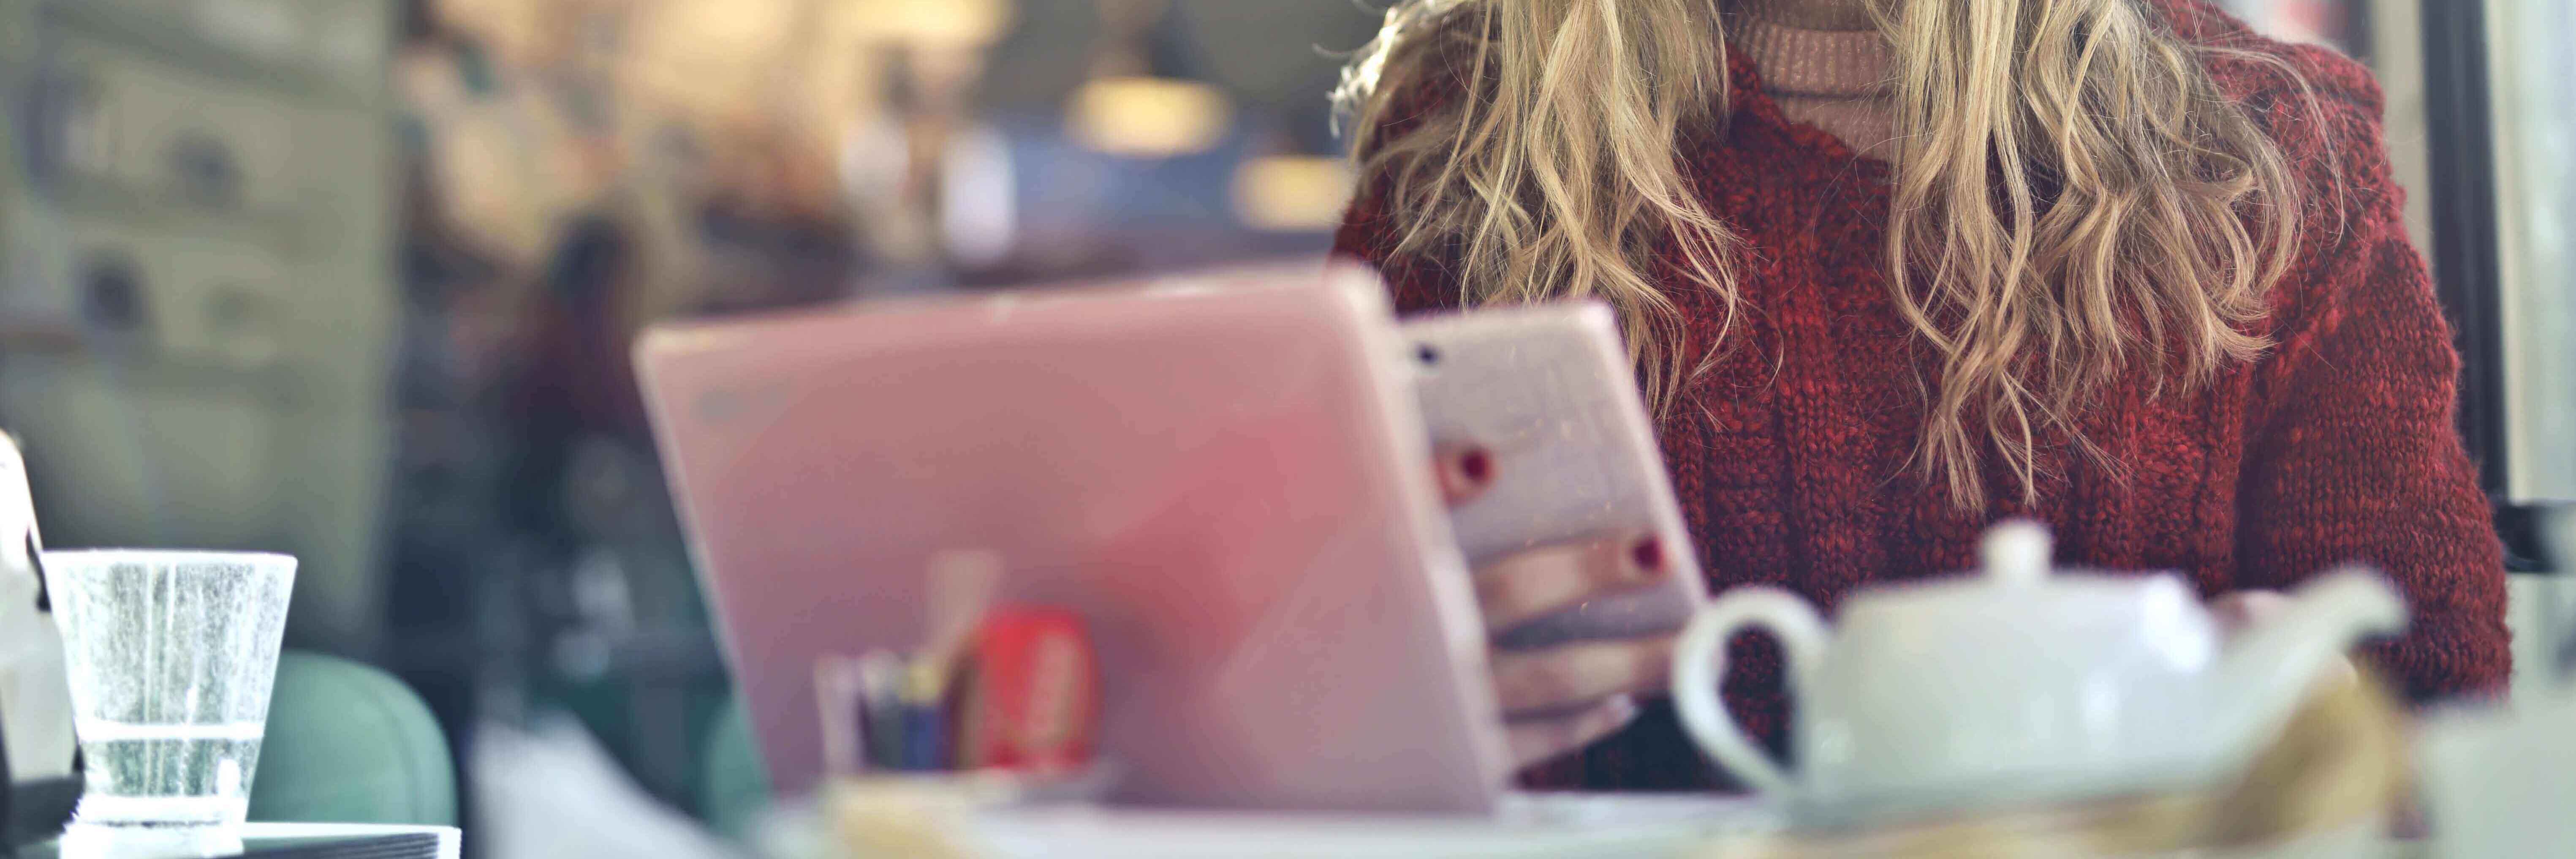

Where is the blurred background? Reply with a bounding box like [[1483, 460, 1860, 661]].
[[0, 0, 2567, 856]]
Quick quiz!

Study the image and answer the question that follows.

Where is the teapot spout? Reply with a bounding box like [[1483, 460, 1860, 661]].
[[2211, 569, 2406, 765]]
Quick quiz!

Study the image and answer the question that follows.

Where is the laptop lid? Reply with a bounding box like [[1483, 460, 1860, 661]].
[[636, 263, 1509, 813]]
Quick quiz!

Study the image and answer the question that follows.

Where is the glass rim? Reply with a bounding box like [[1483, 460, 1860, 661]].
[[38, 549, 297, 570]]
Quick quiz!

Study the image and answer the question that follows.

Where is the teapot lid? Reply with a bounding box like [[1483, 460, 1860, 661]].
[[1981, 520, 2052, 588], [1846, 519, 2199, 624]]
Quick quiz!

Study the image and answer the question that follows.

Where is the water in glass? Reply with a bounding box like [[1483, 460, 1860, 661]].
[[40, 551, 295, 834]]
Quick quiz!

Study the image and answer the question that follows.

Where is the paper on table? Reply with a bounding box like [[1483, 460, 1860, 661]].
[[0, 432, 77, 782], [473, 717, 749, 859]]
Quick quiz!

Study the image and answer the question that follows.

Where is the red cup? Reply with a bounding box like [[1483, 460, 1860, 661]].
[[953, 608, 1098, 773]]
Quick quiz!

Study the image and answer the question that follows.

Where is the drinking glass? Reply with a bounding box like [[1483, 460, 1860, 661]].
[[40, 551, 295, 839]]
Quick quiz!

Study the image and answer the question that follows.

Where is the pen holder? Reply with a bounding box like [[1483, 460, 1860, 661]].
[[812, 605, 1111, 858], [817, 609, 1101, 778]]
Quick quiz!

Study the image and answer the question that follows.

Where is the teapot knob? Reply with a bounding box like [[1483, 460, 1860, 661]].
[[1982, 520, 2052, 587]]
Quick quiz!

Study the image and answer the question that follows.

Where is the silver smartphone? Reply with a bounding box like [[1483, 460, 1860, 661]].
[[1403, 302, 1707, 650]]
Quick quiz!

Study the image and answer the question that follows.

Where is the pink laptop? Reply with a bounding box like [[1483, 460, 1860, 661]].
[[635, 262, 1514, 813]]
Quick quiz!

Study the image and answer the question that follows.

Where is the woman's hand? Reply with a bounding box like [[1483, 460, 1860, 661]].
[[1436, 445, 1676, 770], [2209, 590, 2290, 639], [2212, 589, 2363, 687]]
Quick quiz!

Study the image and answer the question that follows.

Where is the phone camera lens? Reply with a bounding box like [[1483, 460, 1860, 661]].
[[1416, 344, 1440, 366]]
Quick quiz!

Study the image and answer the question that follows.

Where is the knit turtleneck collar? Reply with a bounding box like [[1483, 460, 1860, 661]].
[[1729, 15, 1894, 100], [1725, 1, 1898, 159], [1734, 0, 1876, 32]]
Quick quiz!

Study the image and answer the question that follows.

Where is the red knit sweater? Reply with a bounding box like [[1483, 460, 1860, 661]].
[[1332, 1, 2511, 791]]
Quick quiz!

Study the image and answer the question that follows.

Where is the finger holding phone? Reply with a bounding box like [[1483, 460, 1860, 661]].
[[1435, 444, 1679, 770]]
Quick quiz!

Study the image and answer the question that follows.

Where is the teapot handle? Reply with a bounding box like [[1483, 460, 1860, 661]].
[[1671, 587, 1828, 796]]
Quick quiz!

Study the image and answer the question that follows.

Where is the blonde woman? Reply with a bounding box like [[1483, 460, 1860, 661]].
[[1338, 0, 2510, 788]]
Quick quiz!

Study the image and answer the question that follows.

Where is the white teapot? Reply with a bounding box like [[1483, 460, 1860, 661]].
[[1669, 521, 2406, 824]]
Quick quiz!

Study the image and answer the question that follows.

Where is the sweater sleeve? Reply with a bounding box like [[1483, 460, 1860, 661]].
[[2233, 57, 2512, 702]]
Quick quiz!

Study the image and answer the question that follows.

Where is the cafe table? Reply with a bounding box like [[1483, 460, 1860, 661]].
[[763, 797, 2430, 859], [25, 823, 461, 859], [747, 787, 1781, 859]]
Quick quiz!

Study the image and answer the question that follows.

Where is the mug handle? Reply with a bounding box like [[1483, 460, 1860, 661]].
[[1669, 587, 1829, 796]]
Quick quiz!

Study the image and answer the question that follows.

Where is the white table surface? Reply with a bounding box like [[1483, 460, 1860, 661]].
[[30, 823, 460, 859], [768, 795, 2427, 859], [769, 794, 1777, 859]]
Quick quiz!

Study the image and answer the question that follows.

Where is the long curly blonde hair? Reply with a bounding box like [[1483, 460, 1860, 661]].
[[1337, 0, 2310, 507]]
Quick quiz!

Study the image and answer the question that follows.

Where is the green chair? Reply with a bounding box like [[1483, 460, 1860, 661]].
[[246, 651, 458, 826], [694, 693, 772, 843]]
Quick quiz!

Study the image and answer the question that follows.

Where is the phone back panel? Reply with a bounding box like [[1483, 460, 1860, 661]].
[[1403, 303, 1706, 650]]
